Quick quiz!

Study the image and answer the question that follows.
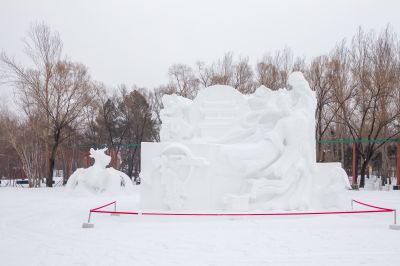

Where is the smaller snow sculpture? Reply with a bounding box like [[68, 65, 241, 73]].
[[66, 148, 133, 193]]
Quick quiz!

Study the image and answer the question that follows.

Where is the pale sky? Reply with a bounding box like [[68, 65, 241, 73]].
[[1, 0, 400, 104]]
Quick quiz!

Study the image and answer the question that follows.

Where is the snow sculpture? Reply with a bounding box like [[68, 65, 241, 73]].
[[141, 72, 350, 211], [67, 148, 133, 193]]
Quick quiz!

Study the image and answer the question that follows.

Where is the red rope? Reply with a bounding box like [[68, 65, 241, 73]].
[[352, 200, 394, 211], [91, 201, 116, 211], [92, 210, 139, 215], [139, 209, 391, 216], [89, 200, 394, 217]]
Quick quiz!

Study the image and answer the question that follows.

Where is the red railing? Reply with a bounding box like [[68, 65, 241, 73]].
[[86, 199, 396, 224]]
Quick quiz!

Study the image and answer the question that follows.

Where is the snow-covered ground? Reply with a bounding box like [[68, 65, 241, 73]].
[[1, 187, 399, 266]]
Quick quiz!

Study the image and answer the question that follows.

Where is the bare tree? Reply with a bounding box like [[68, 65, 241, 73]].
[[338, 26, 400, 187], [256, 48, 293, 90], [1, 23, 95, 187], [168, 64, 199, 99], [307, 43, 354, 162], [1, 112, 46, 187], [0, 113, 26, 183], [209, 52, 234, 86], [232, 57, 255, 94], [195, 61, 213, 88]]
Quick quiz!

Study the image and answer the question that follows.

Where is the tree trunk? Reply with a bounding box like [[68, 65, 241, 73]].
[[47, 130, 61, 187], [317, 142, 320, 162], [127, 151, 134, 179], [317, 142, 324, 162], [47, 153, 55, 187], [352, 143, 358, 186], [28, 178, 34, 188], [340, 142, 345, 168], [360, 159, 369, 188]]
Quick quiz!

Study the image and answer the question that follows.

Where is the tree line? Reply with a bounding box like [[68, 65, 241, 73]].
[[1, 23, 399, 188]]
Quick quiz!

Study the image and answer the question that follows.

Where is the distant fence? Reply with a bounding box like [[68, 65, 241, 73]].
[[0, 178, 64, 188]]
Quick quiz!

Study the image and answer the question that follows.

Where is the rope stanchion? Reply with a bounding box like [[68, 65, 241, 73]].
[[82, 201, 116, 228], [82, 199, 398, 229]]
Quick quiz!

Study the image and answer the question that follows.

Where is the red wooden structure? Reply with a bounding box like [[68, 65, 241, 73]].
[[396, 143, 400, 189], [352, 143, 358, 188]]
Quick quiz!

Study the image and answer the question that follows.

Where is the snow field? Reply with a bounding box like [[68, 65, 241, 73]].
[[1, 188, 400, 266]]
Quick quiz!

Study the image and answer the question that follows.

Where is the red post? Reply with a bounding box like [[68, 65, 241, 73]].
[[352, 142, 358, 189], [396, 143, 400, 189]]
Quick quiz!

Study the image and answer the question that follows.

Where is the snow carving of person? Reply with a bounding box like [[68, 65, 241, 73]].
[[216, 86, 290, 144], [244, 72, 317, 210], [152, 143, 208, 210], [160, 94, 194, 142]]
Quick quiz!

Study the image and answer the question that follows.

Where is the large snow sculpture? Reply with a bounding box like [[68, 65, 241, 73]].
[[141, 72, 350, 211], [67, 148, 133, 193]]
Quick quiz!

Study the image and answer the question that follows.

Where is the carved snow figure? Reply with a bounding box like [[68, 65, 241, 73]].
[[140, 72, 350, 211], [66, 148, 133, 193], [160, 94, 194, 141], [240, 73, 317, 210], [150, 143, 209, 209]]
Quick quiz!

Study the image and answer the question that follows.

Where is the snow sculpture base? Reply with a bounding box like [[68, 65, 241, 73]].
[[82, 223, 94, 229], [140, 144, 349, 211], [141, 142, 274, 210], [140, 72, 350, 211], [389, 225, 400, 230]]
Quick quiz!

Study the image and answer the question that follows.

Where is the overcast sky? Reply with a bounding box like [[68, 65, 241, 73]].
[[1, 0, 400, 103]]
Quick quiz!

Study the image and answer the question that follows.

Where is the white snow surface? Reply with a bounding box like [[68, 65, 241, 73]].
[[0, 188, 400, 266], [141, 72, 349, 211], [66, 148, 133, 194]]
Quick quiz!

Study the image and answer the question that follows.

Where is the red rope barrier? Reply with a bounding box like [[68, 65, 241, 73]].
[[352, 200, 394, 211], [92, 210, 139, 215], [139, 210, 392, 216], [89, 200, 394, 217], [91, 201, 116, 211]]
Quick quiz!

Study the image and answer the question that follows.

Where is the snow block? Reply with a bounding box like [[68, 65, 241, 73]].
[[140, 72, 350, 212]]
